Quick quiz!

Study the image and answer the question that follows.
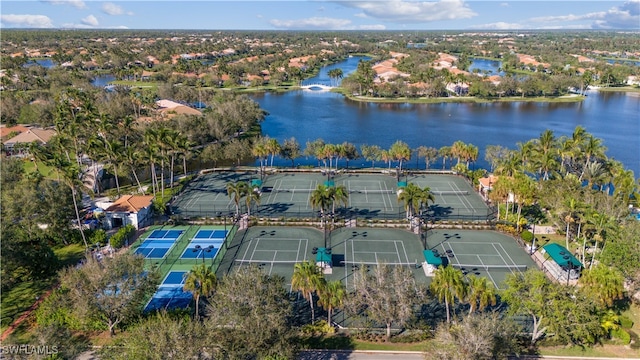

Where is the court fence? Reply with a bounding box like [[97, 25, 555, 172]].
[[172, 204, 498, 223]]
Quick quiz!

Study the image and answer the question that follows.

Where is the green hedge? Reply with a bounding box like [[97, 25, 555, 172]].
[[109, 225, 136, 249], [620, 316, 634, 329], [611, 328, 631, 345]]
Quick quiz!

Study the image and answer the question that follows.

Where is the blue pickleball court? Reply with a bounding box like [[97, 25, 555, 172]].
[[134, 229, 184, 259], [145, 271, 192, 312]]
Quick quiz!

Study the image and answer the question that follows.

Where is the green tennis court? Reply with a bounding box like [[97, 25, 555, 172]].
[[171, 170, 492, 221], [424, 229, 536, 289], [217, 226, 429, 291], [170, 171, 258, 217]]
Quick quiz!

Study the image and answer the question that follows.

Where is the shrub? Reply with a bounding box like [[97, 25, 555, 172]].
[[89, 229, 108, 246], [109, 224, 136, 249], [300, 320, 335, 336], [620, 316, 634, 329], [521, 230, 533, 243], [611, 328, 631, 345], [389, 331, 428, 343]]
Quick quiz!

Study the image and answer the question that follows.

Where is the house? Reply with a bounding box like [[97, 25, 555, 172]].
[[478, 175, 499, 201], [0, 125, 30, 140], [3, 128, 56, 153], [104, 195, 155, 229]]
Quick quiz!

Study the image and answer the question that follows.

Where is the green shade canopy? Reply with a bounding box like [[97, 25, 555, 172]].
[[423, 250, 443, 266], [543, 243, 582, 268], [316, 247, 331, 265], [251, 179, 262, 187], [324, 180, 335, 187], [397, 181, 407, 188]]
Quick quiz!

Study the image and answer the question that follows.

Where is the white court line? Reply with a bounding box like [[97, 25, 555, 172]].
[[491, 243, 510, 268], [384, 182, 395, 211], [477, 255, 499, 288], [441, 242, 461, 266], [496, 243, 524, 274], [399, 241, 411, 264], [296, 239, 301, 263], [268, 251, 277, 276], [303, 239, 309, 262], [241, 238, 254, 262], [394, 241, 402, 264], [448, 182, 471, 211], [452, 181, 476, 213], [344, 237, 349, 289], [353, 250, 399, 255], [249, 238, 260, 261], [379, 181, 389, 210]]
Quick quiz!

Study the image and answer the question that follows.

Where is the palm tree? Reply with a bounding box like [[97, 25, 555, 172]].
[[389, 140, 411, 172], [265, 137, 281, 168], [183, 264, 217, 319], [417, 146, 438, 170], [317, 279, 346, 326], [329, 185, 349, 217], [245, 187, 261, 217], [397, 183, 434, 220], [252, 137, 269, 179], [123, 146, 144, 194], [451, 141, 467, 165], [560, 197, 584, 249], [227, 181, 248, 216], [438, 146, 452, 170], [59, 161, 89, 250], [579, 135, 607, 181], [291, 261, 324, 323], [310, 184, 333, 217], [585, 211, 616, 268], [465, 275, 496, 315], [430, 265, 467, 323]]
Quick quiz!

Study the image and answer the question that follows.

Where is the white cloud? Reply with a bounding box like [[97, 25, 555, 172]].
[[81, 14, 99, 27], [102, 2, 123, 15], [529, 0, 640, 29], [1, 14, 54, 28], [41, 0, 86, 9], [358, 24, 386, 30], [336, 0, 477, 23], [270, 17, 353, 30], [472, 21, 522, 30], [500, 2, 510, 7]]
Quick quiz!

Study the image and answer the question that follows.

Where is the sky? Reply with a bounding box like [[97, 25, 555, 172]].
[[1, 0, 639, 31]]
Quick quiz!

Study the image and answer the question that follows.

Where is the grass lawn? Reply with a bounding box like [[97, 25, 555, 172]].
[[597, 86, 640, 93], [353, 340, 426, 351], [22, 159, 59, 180], [0, 244, 85, 336]]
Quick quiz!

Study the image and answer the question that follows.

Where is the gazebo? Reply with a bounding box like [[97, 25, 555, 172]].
[[541, 243, 582, 282], [423, 249, 443, 276]]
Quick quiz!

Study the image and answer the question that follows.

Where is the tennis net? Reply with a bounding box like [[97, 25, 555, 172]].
[[267, 188, 469, 196], [340, 260, 421, 267], [269, 188, 397, 194], [451, 264, 528, 272], [234, 259, 304, 265], [431, 190, 470, 196]]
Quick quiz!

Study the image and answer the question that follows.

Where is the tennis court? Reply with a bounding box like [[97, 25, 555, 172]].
[[425, 229, 536, 289], [217, 226, 428, 290], [171, 170, 492, 221], [404, 173, 491, 221], [222, 227, 319, 292], [133, 229, 184, 259], [171, 171, 257, 217], [144, 270, 192, 312]]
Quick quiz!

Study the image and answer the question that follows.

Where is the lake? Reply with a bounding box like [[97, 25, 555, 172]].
[[252, 57, 640, 175]]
